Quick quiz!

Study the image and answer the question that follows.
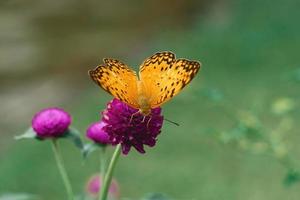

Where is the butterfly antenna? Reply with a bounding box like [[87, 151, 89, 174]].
[[164, 118, 180, 126]]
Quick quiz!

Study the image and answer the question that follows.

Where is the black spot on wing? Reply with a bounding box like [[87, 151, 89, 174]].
[[170, 88, 175, 97]]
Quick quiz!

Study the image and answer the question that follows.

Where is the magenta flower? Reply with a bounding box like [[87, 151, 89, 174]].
[[86, 121, 111, 145], [86, 175, 120, 199], [101, 99, 164, 155], [31, 107, 71, 138]]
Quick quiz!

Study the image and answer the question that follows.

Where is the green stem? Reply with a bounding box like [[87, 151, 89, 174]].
[[51, 139, 74, 200], [99, 147, 106, 200], [100, 144, 122, 200]]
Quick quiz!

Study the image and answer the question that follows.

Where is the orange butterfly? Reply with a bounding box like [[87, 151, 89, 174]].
[[89, 52, 201, 115]]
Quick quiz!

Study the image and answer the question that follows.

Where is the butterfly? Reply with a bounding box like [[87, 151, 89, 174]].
[[89, 51, 201, 115]]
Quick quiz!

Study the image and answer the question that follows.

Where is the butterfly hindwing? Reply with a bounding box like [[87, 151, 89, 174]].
[[89, 58, 139, 108], [139, 52, 201, 108]]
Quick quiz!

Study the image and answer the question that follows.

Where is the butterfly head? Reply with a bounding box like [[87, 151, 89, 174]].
[[139, 108, 151, 116]]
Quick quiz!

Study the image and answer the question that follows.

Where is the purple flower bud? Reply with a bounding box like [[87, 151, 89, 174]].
[[31, 107, 71, 138], [101, 99, 164, 155], [86, 175, 120, 199], [86, 121, 111, 145]]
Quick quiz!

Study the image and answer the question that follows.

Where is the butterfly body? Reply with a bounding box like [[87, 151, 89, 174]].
[[89, 52, 201, 115], [137, 81, 152, 115]]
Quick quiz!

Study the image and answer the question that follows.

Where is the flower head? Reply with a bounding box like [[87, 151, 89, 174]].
[[86, 175, 120, 199], [32, 107, 71, 138], [86, 121, 111, 145], [101, 99, 164, 155]]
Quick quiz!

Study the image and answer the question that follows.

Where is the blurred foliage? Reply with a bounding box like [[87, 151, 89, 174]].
[[199, 87, 224, 102], [142, 193, 172, 200], [284, 170, 300, 187], [283, 68, 300, 83], [211, 96, 300, 186]]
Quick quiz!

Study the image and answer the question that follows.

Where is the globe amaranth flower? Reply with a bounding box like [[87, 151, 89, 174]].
[[32, 107, 71, 138], [101, 99, 164, 155], [86, 121, 111, 145], [86, 174, 120, 199]]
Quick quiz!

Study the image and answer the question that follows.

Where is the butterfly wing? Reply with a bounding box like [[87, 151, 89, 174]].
[[139, 52, 201, 108], [89, 58, 139, 109]]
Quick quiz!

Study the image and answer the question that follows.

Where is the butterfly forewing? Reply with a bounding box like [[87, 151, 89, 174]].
[[89, 58, 139, 108], [140, 52, 201, 108], [139, 52, 175, 99]]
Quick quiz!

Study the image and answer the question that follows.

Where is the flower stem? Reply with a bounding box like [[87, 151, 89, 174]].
[[100, 144, 121, 200], [51, 139, 74, 200], [99, 147, 106, 200]]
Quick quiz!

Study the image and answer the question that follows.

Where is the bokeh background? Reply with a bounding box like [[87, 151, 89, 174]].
[[1, 0, 300, 199]]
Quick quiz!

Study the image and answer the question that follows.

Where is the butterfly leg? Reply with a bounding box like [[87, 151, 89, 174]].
[[141, 115, 147, 123], [140, 115, 152, 129], [129, 111, 140, 124], [146, 117, 152, 129], [141, 114, 152, 128]]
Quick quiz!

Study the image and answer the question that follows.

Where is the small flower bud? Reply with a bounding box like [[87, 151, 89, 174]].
[[86, 121, 111, 145], [86, 175, 120, 199], [31, 107, 71, 138]]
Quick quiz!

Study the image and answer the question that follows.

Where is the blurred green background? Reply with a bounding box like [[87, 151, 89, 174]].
[[1, 0, 300, 199]]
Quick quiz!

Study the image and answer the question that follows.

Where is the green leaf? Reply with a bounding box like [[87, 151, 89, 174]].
[[142, 193, 172, 200], [82, 143, 99, 159], [14, 128, 37, 140], [0, 193, 37, 200], [63, 127, 84, 150]]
